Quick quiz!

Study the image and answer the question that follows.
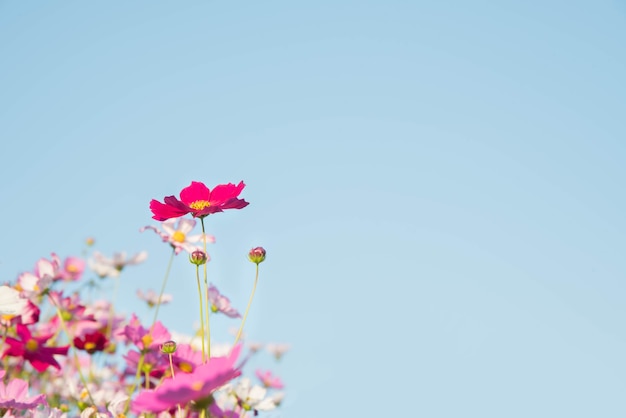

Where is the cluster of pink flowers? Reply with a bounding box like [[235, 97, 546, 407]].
[[0, 181, 287, 417]]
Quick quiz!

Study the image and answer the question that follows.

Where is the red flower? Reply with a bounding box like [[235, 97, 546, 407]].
[[74, 331, 108, 354], [3, 324, 69, 372], [150, 181, 249, 221]]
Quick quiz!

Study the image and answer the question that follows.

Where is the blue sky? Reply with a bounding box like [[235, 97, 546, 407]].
[[1, 1, 625, 417]]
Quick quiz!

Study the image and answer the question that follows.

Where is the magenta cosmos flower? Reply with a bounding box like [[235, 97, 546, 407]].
[[131, 344, 243, 414], [3, 324, 69, 372], [149, 181, 249, 221]]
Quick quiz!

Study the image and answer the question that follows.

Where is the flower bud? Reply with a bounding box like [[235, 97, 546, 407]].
[[160, 340, 177, 354], [189, 250, 208, 265], [248, 247, 266, 264]]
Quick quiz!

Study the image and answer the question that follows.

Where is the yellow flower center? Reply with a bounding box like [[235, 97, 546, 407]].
[[172, 231, 186, 243], [67, 264, 79, 273], [189, 200, 211, 211], [141, 334, 153, 347], [84, 342, 97, 352], [25, 339, 39, 352], [1, 314, 15, 322], [191, 381, 203, 391], [179, 362, 193, 373]]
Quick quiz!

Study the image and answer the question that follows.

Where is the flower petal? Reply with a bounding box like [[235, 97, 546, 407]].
[[180, 181, 211, 205]]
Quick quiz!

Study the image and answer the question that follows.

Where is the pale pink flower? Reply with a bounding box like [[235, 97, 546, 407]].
[[247, 342, 263, 353], [208, 285, 241, 318], [265, 343, 291, 360], [137, 289, 173, 307], [34, 253, 63, 282], [60, 256, 86, 281], [0, 370, 47, 410], [16, 254, 61, 297], [141, 218, 215, 255], [89, 250, 148, 278], [255, 369, 284, 389]]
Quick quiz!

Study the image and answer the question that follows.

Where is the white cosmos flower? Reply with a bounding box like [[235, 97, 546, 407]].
[[89, 250, 148, 278], [0, 285, 28, 315], [234, 378, 279, 412], [141, 218, 215, 255]]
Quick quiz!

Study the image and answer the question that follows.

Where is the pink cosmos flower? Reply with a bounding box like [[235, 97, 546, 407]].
[[0, 370, 47, 409], [47, 291, 100, 338], [3, 324, 69, 372], [208, 285, 241, 318], [255, 369, 284, 389], [150, 181, 249, 221], [16, 254, 62, 297], [123, 314, 171, 351], [124, 349, 169, 384], [131, 344, 243, 414], [140, 218, 215, 255], [171, 343, 203, 374], [61, 256, 86, 281]]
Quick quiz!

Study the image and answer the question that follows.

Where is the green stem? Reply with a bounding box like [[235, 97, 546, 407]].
[[233, 264, 259, 348], [196, 267, 206, 363], [200, 218, 211, 360]]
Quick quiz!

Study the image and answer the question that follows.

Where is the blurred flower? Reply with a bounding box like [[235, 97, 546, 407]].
[[140, 218, 215, 255], [16, 254, 62, 297], [0, 298, 40, 327], [47, 291, 100, 338], [247, 342, 263, 353], [3, 324, 69, 372], [255, 369, 284, 389], [0, 285, 28, 316], [170, 343, 203, 374], [233, 377, 281, 412], [89, 251, 148, 278], [123, 314, 171, 351], [265, 343, 291, 361], [131, 344, 243, 414], [208, 285, 241, 318], [0, 370, 47, 410], [124, 349, 169, 383], [61, 256, 86, 282], [150, 181, 249, 221], [160, 340, 177, 355], [137, 289, 173, 308], [73, 331, 109, 354]]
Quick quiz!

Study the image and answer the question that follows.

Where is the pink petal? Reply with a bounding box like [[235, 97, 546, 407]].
[[180, 181, 211, 204], [209, 181, 245, 205]]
